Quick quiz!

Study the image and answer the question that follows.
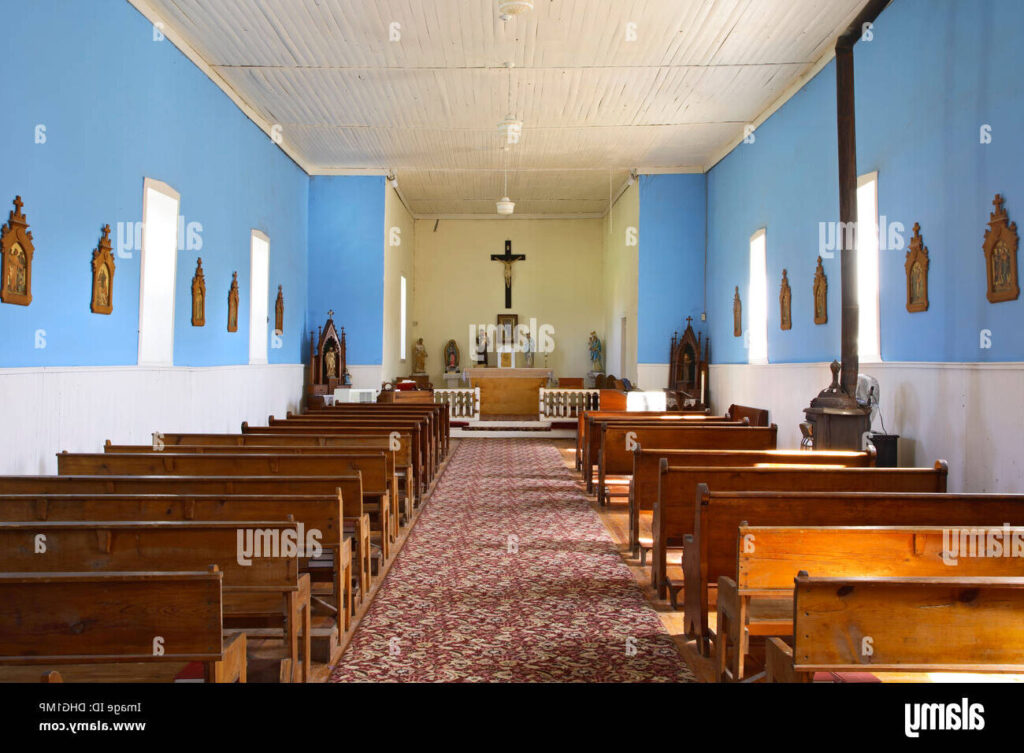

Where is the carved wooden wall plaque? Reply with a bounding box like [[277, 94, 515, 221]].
[[274, 285, 284, 334], [983, 193, 1019, 303], [227, 271, 239, 332], [1, 196, 34, 306], [733, 286, 742, 337], [191, 258, 206, 326], [90, 224, 115, 314], [905, 222, 930, 312], [779, 269, 792, 330], [813, 256, 828, 324]]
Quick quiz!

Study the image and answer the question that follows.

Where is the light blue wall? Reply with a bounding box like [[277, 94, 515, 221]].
[[307, 176, 386, 365], [707, 0, 1024, 365], [0, 0, 308, 368], [637, 174, 707, 363]]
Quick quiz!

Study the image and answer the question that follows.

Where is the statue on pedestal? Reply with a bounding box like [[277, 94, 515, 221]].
[[443, 339, 460, 373], [588, 331, 603, 373], [412, 338, 427, 374], [522, 334, 535, 368]]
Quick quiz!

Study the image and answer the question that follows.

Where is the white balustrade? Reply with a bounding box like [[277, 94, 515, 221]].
[[538, 388, 600, 419], [434, 387, 480, 421]]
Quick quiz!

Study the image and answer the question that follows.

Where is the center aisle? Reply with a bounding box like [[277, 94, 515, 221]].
[[330, 438, 694, 682]]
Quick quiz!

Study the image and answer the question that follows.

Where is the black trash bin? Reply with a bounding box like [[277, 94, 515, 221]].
[[868, 433, 899, 468]]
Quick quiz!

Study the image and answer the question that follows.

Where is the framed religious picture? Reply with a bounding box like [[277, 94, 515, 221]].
[[1, 196, 34, 306], [983, 193, 1019, 303], [779, 269, 792, 330], [732, 286, 742, 337], [905, 222, 930, 312], [227, 271, 239, 332], [191, 258, 206, 326], [813, 256, 828, 325], [90, 224, 115, 314], [274, 285, 284, 334]]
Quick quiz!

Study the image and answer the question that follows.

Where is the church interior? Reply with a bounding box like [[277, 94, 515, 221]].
[[2, 0, 1024, 725]]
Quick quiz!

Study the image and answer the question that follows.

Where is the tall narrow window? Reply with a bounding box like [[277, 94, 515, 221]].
[[249, 230, 270, 365], [748, 228, 768, 364], [138, 178, 180, 366], [857, 172, 881, 362], [400, 275, 407, 361]]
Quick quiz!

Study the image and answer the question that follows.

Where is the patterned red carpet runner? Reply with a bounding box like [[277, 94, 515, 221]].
[[330, 438, 694, 682]]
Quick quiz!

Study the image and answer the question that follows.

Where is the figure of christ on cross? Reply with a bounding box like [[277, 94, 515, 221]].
[[490, 239, 526, 309]]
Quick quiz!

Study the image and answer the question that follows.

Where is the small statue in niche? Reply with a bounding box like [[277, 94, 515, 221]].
[[733, 286, 742, 337], [227, 271, 239, 332], [324, 343, 338, 378], [588, 331, 603, 372], [813, 256, 828, 325], [779, 269, 792, 330], [412, 338, 427, 374], [191, 258, 206, 326], [443, 339, 460, 372], [90, 224, 115, 315], [274, 285, 284, 334], [1, 196, 34, 306], [904, 222, 930, 312]]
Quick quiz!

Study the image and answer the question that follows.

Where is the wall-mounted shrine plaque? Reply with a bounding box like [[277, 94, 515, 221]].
[[227, 271, 239, 332], [732, 286, 742, 337], [983, 193, 1019, 303], [274, 285, 284, 334], [1, 196, 34, 306], [90, 224, 115, 314], [191, 258, 206, 326], [813, 256, 828, 325], [779, 268, 792, 330], [905, 222, 930, 312]]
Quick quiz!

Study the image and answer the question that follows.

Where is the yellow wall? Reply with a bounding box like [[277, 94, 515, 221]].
[[602, 182, 639, 384], [412, 218, 605, 386], [382, 184, 415, 382]]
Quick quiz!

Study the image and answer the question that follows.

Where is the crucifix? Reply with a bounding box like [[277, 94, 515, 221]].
[[490, 239, 526, 309]]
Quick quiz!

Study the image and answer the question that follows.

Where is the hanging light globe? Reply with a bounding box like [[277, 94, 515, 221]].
[[498, 0, 534, 20], [498, 115, 523, 145], [496, 196, 516, 215]]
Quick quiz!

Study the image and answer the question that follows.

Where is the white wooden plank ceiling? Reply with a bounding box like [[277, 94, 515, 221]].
[[130, 0, 869, 216]]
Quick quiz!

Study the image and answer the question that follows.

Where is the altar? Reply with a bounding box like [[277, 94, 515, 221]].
[[464, 367, 553, 417]]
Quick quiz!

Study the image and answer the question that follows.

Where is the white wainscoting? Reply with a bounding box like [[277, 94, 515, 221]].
[[637, 363, 670, 391], [346, 364, 383, 390], [710, 361, 1024, 494], [0, 364, 304, 475]]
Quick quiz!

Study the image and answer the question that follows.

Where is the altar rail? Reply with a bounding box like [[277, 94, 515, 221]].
[[539, 388, 600, 419], [434, 387, 480, 421]]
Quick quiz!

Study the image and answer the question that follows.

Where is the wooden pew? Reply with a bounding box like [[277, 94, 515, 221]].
[[575, 409, 711, 471], [281, 410, 439, 469], [724, 404, 770, 427], [627, 447, 875, 560], [0, 475, 375, 595], [0, 520, 311, 682], [765, 574, 1024, 682], [583, 415, 737, 492], [719, 521, 1024, 681], [256, 416, 434, 482], [678, 471, 966, 656], [595, 422, 771, 503], [56, 450, 398, 549], [0, 570, 247, 683], [656, 461, 949, 606], [107, 439, 417, 526], [305, 403, 449, 458], [0, 492, 354, 635], [153, 431, 423, 505]]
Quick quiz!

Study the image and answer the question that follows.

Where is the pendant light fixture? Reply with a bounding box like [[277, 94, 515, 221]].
[[497, 62, 522, 145], [496, 149, 515, 216], [498, 0, 534, 22]]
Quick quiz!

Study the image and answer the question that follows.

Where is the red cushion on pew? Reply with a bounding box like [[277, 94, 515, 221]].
[[395, 381, 417, 391]]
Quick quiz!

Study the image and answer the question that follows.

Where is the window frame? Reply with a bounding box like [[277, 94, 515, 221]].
[[137, 178, 180, 367]]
